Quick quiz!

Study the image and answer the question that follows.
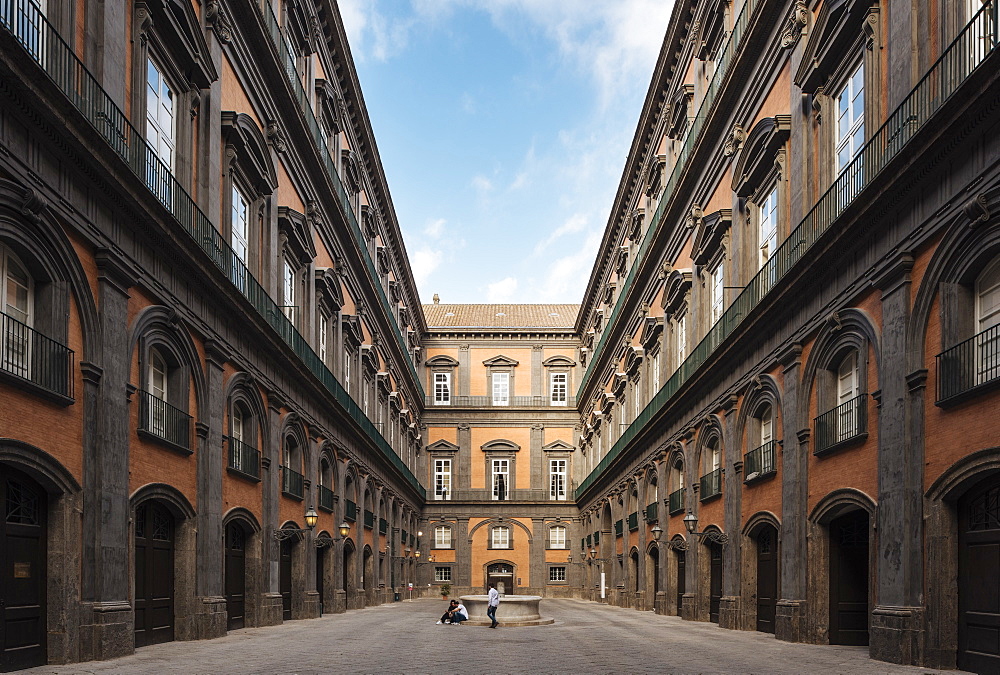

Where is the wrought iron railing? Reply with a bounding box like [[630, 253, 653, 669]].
[[445, 488, 575, 502], [594, 531, 600, 544], [364, 509, 375, 529], [227, 436, 261, 479], [0, 311, 74, 399], [425, 394, 577, 408], [628, 511, 639, 532], [814, 394, 867, 453], [699, 469, 722, 501], [937, 324, 1000, 402], [586, 534, 593, 548], [345, 499, 357, 522], [379, 517, 388, 535], [250, 0, 420, 391], [743, 440, 776, 482], [645, 502, 658, 523], [668, 488, 684, 515], [577, 3, 998, 499], [614, 519, 623, 537], [138, 390, 191, 450], [0, 3, 425, 497], [281, 466, 304, 499], [318, 484, 335, 512]]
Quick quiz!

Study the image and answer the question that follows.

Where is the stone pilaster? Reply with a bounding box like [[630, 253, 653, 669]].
[[530, 424, 544, 491], [457, 423, 471, 490], [531, 344, 543, 397], [720, 395, 741, 629]]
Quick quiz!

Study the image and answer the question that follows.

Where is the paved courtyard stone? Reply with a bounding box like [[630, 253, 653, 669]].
[[23, 599, 970, 674]]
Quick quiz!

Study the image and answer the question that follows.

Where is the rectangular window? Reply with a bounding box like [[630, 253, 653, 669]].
[[676, 313, 687, 365], [433, 372, 451, 405], [434, 459, 451, 501], [491, 527, 510, 549], [434, 525, 451, 548], [549, 566, 566, 582], [145, 57, 175, 203], [711, 262, 725, 324], [344, 349, 352, 391], [282, 257, 296, 323], [634, 382, 642, 419], [836, 61, 865, 175], [759, 186, 778, 270], [492, 459, 509, 500], [550, 372, 568, 405], [651, 349, 661, 393], [549, 525, 567, 549], [230, 186, 250, 290], [492, 372, 510, 406], [434, 567, 452, 583], [761, 414, 773, 445], [549, 459, 567, 500], [318, 313, 328, 366]]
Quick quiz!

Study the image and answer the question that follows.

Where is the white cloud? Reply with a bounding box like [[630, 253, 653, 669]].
[[423, 218, 447, 238], [471, 174, 493, 193], [532, 213, 589, 255], [410, 246, 443, 289], [486, 276, 519, 302], [533, 228, 603, 302]]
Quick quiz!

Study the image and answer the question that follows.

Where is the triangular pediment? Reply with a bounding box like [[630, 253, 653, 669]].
[[426, 439, 459, 454], [542, 439, 575, 452], [482, 355, 519, 367]]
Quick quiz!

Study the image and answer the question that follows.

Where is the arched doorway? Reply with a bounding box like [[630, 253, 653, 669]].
[[343, 540, 355, 598], [647, 545, 660, 599], [134, 500, 175, 647], [674, 544, 686, 617], [362, 546, 373, 604], [755, 524, 778, 633], [708, 540, 722, 624], [829, 509, 869, 645], [487, 562, 515, 595], [959, 474, 1000, 673], [630, 548, 640, 594], [280, 538, 294, 621], [224, 521, 247, 630], [1, 467, 47, 670]]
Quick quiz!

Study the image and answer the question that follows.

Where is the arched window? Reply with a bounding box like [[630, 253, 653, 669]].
[[281, 435, 304, 499], [976, 257, 1000, 383], [227, 401, 260, 479], [746, 405, 776, 481], [144, 348, 170, 440], [490, 525, 511, 549], [548, 525, 567, 550], [434, 525, 452, 549], [318, 457, 334, 511], [700, 438, 722, 501], [669, 460, 685, 515], [1, 244, 32, 378]]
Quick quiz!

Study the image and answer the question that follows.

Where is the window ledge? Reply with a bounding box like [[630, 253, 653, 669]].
[[743, 469, 777, 486], [432, 547, 455, 551], [318, 504, 334, 513], [0, 369, 74, 406], [138, 428, 194, 456], [486, 546, 512, 550], [226, 466, 262, 483], [281, 489, 305, 501], [935, 377, 1000, 408], [546, 580, 569, 585], [699, 490, 723, 504], [813, 431, 868, 457]]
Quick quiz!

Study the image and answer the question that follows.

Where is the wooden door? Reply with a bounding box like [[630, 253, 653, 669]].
[[224, 522, 246, 631], [756, 525, 778, 633], [1, 469, 46, 672], [280, 539, 293, 620], [134, 502, 174, 647], [829, 510, 869, 645], [675, 550, 686, 616], [959, 477, 1000, 673], [316, 548, 325, 616], [709, 542, 723, 623]]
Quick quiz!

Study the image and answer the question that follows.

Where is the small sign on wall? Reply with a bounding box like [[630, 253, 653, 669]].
[[13, 562, 30, 578]]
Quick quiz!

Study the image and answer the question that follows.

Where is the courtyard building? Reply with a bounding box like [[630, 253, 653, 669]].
[[0, 0, 997, 673]]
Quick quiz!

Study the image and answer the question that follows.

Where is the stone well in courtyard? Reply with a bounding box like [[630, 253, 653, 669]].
[[459, 595, 554, 626]]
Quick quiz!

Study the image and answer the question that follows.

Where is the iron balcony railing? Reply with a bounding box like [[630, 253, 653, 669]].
[[318, 484, 335, 512], [401, 529, 408, 545], [425, 394, 577, 408], [445, 488, 576, 502], [577, 3, 999, 499], [628, 512, 639, 532], [586, 534, 593, 548], [744, 440, 777, 483], [364, 509, 375, 530], [379, 518, 388, 535], [227, 436, 261, 479], [614, 519, 623, 537], [645, 502, 658, 523], [0, 3, 425, 498], [345, 499, 357, 522], [250, 0, 420, 391], [281, 466, 304, 499], [409, 532, 415, 547], [0, 311, 74, 399], [814, 394, 868, 454], [937, 324, 1000, 403], [594, 531, 600, 544], [138, 390, 191, 450], [699, 469, 723, 501], [668, 488, 684, 516]]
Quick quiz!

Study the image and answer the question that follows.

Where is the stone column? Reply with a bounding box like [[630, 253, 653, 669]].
[[79, 250, 136, 661], [195, 341, 228, 638], [531, 344, 543, 399], [457, 423, 471, 490], [260, 392, 283, 625], [530, 424, 544, 492], [720, 395, 741, 630], [300, 436, 321, 619], [870, 254, 924, 664], [458, 344, 470, 397], [531, 518, 546, 593], [682, 431, 699, 621], [776, 344, 805, 642]]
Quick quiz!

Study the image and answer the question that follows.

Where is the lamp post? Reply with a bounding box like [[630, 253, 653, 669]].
[[682, 511, 729, 545], [589, 547, 613, 600], [273, 506, 320, 541]]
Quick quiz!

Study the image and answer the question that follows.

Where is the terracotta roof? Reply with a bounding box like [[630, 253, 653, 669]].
[[422, 304, 580, 328]]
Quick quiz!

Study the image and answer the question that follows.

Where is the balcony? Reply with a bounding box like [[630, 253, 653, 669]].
[[937, 325, 1000, 404], [0, 311, 74, 401], [227, 436, 260, 480], [281, 466, 304, 500], [628, 512, 639, 532], [345, 499, 357, 522], [425, 394, 577, 408], [379, 518, 388, 535], [743, 440, 777, 483], [364, 509, 375, 530], [645, 502, 658, 523], [668, 488, 684, 515], [318, 484, 335, 512], [138, 390, 192, 452], [614, 519, 623, 537], [440, 488, 575, 502], [699, 469, 722, 502], [814, 394, 867, 454]]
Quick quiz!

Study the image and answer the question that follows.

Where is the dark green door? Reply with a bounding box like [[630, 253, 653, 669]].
[[1, 468, 46, 672]]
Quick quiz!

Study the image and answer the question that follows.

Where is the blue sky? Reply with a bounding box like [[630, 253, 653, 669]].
[[339, 0, 674, 304]]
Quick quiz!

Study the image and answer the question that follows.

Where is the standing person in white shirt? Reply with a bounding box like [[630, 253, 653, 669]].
[[487, 582, 500, 628]]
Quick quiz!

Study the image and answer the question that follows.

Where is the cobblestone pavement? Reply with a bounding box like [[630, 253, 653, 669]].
[[24, 598, 969, 675]]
